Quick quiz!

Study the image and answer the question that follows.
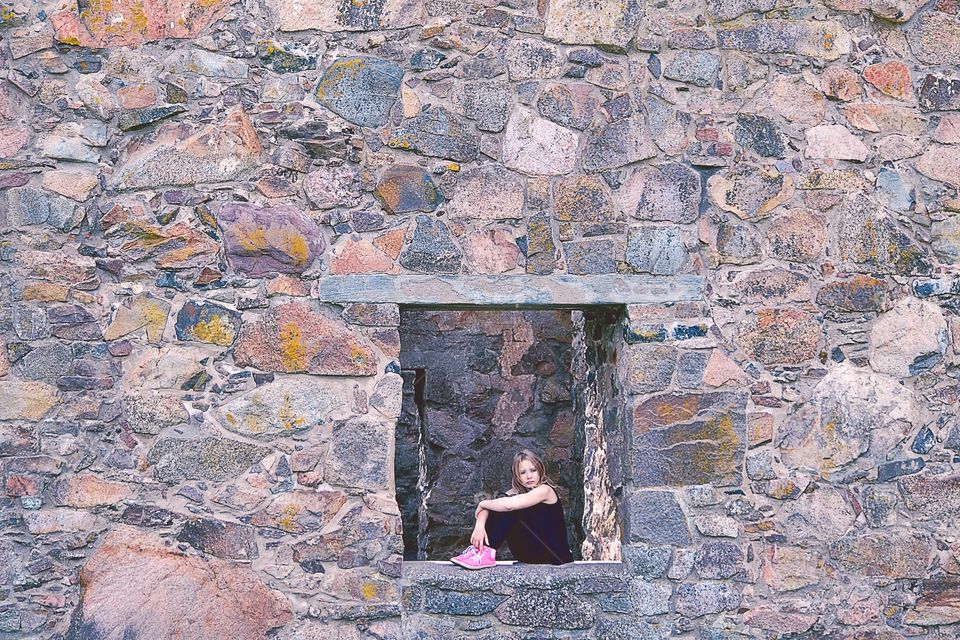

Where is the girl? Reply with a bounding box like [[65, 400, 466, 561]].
[[451, 449, 573, 569]]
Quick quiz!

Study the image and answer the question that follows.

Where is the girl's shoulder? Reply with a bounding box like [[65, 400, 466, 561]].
[[541, 484, 558, 505]]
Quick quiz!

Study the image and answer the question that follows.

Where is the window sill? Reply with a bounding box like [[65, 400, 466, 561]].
[[402, 560, 627, 587]]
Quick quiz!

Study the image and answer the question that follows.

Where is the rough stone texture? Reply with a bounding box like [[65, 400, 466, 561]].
[[543, 0, 642, 49], [399, 215, 463, 274], [626, 491, 691, 546], [219, 203, 323, 277], [386, 107, 480, 162], [583, 117, 657, 172], [234, 302, 378, 376], [67, 526, 290, 638], [618, 163, 700, 224], [276, 0, 423, 32], [314, 57, 403, 128], [707, 165, 793, 221], [326, 416, 392, 490], [175, 300, 242, 346], [625, 227, 686, 275], [446, 165, 525, 220], [736, 308, 820, 365], [632, 392, 747, 487], [869, 298, 947, 377], [502, 107, 579, 176]]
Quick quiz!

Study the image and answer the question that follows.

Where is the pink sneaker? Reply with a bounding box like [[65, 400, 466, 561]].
[[450, 545, 496, 570]]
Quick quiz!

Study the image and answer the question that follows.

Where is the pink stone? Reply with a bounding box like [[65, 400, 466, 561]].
[[933, 114, 960, 145], [743, 606, 817, 634], [52, 0, 236, 48], [0, 127, 28, 156], [329, 238, 399, 275], [48, 475, 132, 508], [863, 60, 913, 101], [219, 202, 323, 277], [117, 84, 158, 109], [702, 349, 748, 387], [821, 65, 861, 101], [71, 526, 291, 639], [804, 124, 869, 161], [41, 169, 99, 201], [462, 228, 521, 274], [234, 301, 378, 376]]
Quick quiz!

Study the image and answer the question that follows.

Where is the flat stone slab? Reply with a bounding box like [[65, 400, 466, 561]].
[[316, 275, 704, 307], [402, 561, 627, 590]]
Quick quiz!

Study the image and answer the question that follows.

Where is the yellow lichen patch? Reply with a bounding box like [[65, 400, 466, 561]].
[[279, 322, 308, 371], [278, 394, 307, 431], [360, 583, 378, 600], [286, 233, 310, 267], [243, 414, 266, 434], [277, 504, 302, 532], [237, 226, 269, 253], [349, 343, 372, 366], [224, 412, 237, 425], [189, 314, 237, 346]]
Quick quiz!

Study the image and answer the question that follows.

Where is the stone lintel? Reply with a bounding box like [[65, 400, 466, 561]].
[[316, 275, 705, 308]]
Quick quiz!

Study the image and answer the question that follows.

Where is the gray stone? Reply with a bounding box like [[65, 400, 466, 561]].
[[663, 51, 720, 87], [694, 541, 743, 579], [735, 114, 784, 157], [898, 472, 960, 520], [717, 20, 851, 61], [327, 416, 391, 490], [595, 618, 671, 640], [625, 226, 686, 275], [830, 531, 931, 579], [118, 105, 187, 131], [917, 74, 960, 112], [399, 215, 463, 274], [674, 583, 741, 618], [877, 457, 925, 483], [505, 39, 565, 81], [123, 391, 188, 435], [177, 518, 259, 561], [706, 0, 775, 22], [583, 117, 657, 172], [624, 545, 672, 578], [537, 83, 601, 131], [18, 343, 72, 381], [838, 196, 929, 275], [618, 163, 701, 224], [164, 49, 248, 78], [629, 580, 672, 615], [861, 486, 898, 528], [386, 107, 480, 162], [494, 590, 597, 629], [875, 168, 914, 212], [906, 12, 960, 67], [12, 306, 50, 340], [692, 514, 739, 538], [148, 437, 270, 484], [563, 239, 617, 274], [746, 450, 776, 480], [462, 82, 510, 133], [423, 589, 507, 616], [314, 56, 403, 128], [622, 345, 677, 394], [716, 223, 761, 265], [626, 491, 691, 546], [677, 350, 708, 389], [932, 216, 960, 263], [869, 298, 947, 378]]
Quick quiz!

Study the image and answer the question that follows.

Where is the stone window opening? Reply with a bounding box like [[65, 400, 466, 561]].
[[395, 305, 626, 565]]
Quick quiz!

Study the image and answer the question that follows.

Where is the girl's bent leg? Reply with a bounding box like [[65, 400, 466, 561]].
[[484, 510, 520, 550]]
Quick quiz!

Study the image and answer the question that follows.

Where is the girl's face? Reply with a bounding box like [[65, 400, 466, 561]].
[[517, 460, 540, 489]]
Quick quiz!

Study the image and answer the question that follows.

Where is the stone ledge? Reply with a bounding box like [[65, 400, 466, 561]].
[[316, 275, 705, 307], [402, 560, 627, 590]]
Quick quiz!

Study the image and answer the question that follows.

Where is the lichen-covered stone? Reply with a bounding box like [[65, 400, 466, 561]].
[[234, 302, 378, 376], [276, 0, 423, 32], [249, 489, 348, 533], [216, 377, 353, 440], [113, 108, 261, 190], [869, 298, 947, 377], [717, 20, 851, 61], [622, 345, 677, 394], [327, 417, 392, 490], [67, 526, 290, 638], [175, 300, 242, 346], [399, 215, 463, 274], [817, 276, 886, 311], [123, 390, 188, 435], [632, 392, 747, 487], [502, 107, 579, 175], [618, 163, 701, 223], [218, 203, 323, 277], [52, 0, 234, 48], [537, 83, 601, 131], [148, 437, 270, 484], [838, 196, 930, 275], [736, 308, 819, 365], [583, 116, 657, 172], [447, 165, 525, 220], [706, 0, 776, 22], [863, 60, 912, 101], [374, 165, 442, 213], [386, 107, 480, 162], [625, 226, 686, 275], [707, 165, 793, 221], [554, 175, 615, 222], [727, 268, 811, 304], [765, 209, 826, 263], [543, 0, 642, 49], [778, 362, 925, 474], [314, 57, 403, 128], [505, 39, 565, 80], [830, 531, 931, 579], [564, 239, 618, 274]]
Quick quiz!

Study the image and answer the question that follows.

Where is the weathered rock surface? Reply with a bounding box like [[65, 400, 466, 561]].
[[66, 526, 290, 639], [276, 0, 423, 32], [869, 298, 947, 377], [219, 203, 323, 277], [234, 302, 378, 375], [314, 57, 403, 128], [446, 165, 525, 220], [148, 436, 270, 484], [502, 107, 579, 175]]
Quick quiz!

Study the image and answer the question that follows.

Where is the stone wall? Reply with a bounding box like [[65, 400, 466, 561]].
[[396, 309, 582, 561], [0, 0, 959, 638]]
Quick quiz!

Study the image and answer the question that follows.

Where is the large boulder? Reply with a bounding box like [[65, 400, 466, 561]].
[[66, 526, 290, 640]]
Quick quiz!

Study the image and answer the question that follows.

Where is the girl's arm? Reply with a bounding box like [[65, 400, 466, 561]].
[[479, 485, 552, 512]]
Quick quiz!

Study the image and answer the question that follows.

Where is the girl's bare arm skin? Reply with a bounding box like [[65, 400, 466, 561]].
[[479, 485, 556, 512]]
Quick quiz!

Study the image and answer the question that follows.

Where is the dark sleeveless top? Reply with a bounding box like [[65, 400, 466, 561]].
[[512, 497, 574, 565]]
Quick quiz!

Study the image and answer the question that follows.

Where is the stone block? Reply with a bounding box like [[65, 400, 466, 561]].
[[374, 165, 442, 214], [147, 437, 270, 484], [327, 417, 391, 490], [631, 392, 747, 487], [622, 345, 677, 394], [502, 107, 579, 176], [830, 531, 931, 579], [494, 589, 597, 629], [314, 56, 403, 128], [626, 491, 691, 546], [869, 298, 947, 377], [386, 107, 480, 162], [175, 301, 242, 346], [674, 582, 741, 618], [177, 518, 259, 561]]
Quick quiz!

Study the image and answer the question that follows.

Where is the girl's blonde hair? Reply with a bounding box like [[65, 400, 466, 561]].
[[511, 449, 555, 494]]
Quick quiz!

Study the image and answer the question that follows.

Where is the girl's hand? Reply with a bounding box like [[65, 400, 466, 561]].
[[470, 524, 488, 549]]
